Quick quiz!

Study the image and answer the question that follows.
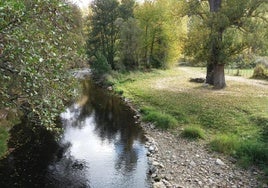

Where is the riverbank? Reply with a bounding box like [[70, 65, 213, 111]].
[[109, 66, 268, 187]]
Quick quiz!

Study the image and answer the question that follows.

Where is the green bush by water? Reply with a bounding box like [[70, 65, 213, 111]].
[[141, 107, 177, 129], [181, 125, 205, 140]]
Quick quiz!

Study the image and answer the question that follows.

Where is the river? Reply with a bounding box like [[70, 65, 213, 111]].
[[0, 79, 150, 188]]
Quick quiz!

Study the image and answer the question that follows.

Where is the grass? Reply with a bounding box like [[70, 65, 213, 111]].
[[210, 134, 240, 155], [109, 67, 268, 171], [181, 125, 205, 140], [140, 106, 177, 129]]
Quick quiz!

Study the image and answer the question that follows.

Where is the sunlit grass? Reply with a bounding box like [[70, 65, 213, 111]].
[[181, 125, 205, 140], [110, 67, 268, 168]]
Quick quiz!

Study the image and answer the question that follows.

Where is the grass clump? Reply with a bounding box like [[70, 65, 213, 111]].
[[236, 140, 268, 168], [181, 125, 205, 140], [141, 106, 177, 129], [210, 134, 240, 155]]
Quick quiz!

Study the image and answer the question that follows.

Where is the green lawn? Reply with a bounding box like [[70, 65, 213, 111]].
[[109, 67, 268, 171]]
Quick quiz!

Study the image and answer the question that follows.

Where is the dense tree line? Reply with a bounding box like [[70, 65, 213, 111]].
[[86, 0, 185, 75], [0, 0, 86, 130], [86, 0, 267, 88]]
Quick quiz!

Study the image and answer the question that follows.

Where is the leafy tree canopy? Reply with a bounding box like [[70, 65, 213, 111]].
[[0, 0, 86, 131]]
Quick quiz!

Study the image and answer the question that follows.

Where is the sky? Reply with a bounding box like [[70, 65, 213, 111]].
[[70, 0, 91, 8]]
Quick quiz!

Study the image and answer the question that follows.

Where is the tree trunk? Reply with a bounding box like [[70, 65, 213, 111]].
[[206, 63, 214, 85], [213, 64, 226, 89], [207, 0, 226, 89], [208, 0, 222, 12]]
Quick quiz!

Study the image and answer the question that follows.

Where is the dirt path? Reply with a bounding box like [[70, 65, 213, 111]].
[[136, 67, 268, 188]]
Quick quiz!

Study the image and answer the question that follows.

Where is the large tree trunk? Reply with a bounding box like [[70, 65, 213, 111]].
[[206, 0, 226, 89], [208, 0, 222, 12], [206, 63, 214, 85], [213, 64, 226, 89]]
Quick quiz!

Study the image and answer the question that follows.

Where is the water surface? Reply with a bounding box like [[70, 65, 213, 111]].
[[0, 79, 150, 188]]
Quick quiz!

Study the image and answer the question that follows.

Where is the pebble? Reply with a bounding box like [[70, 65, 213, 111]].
[[215, 158, 225, 166], [153, 181, 166, 188]]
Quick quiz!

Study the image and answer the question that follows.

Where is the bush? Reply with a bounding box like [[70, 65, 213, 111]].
[[252, 64, 268, 79], [210, 134, 240, 155], [236, 140, 268, 167], [91, 52, 111, 76], [181, 125, 205, 140], [141, 107, 177, 129]]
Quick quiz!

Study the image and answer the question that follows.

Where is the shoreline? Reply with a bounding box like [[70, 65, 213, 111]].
[[120, 95, 266, 188]]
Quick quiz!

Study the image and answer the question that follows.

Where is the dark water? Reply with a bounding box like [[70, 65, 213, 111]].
[[0, 79, 150, 188]]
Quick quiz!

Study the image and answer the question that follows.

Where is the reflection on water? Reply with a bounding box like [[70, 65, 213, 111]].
[[0, 79, 150, 188], [48, 79, 150, 188]]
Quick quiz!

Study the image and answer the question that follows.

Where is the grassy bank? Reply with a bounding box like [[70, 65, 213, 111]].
[[109, 67, 268, 172]]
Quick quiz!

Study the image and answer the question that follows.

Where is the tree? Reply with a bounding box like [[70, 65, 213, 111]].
[[182, 0, 268, 89], [0, 0, 85, 130], [116, 17, 142, 70], [135, 0, 185, 69], [87, 0, 120, 70]]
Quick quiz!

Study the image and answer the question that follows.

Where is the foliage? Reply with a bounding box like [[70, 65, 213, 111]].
[[183, 0, 268, 64], [91, 52, 111, 76], [116, 17, 141, 71], [181, 125, 205, 140], [140, 106, 177, 129], [0, 0, 86, 130], [86, 0, 120, 70], [134, 0, 186, 69], [86, 0, 186, 73], [181, 0, 268, 88], [252, 64, 268, 79], [0, 127, 8, 157]]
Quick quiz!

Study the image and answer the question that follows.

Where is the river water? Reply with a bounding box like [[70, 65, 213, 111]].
[[0, 79, 150, 188]]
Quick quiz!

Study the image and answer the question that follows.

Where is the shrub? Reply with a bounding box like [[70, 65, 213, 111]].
[[141, 107, 177, 129], [181, 125, 205, 140], [252, 64, 268, 79], [236, 140, 268, 167], [210, 134, 240, 155], [91, 52, 111, 76]]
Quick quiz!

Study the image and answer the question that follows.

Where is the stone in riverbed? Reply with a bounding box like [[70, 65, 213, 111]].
[[153, 181, 166, 188], [215, 158, 225, 166]]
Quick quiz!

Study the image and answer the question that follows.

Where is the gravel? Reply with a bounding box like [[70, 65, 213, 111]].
[[141, 123, 266, 188]]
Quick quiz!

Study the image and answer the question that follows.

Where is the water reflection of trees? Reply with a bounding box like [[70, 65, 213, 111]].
[[80, 79, 146, 175]]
